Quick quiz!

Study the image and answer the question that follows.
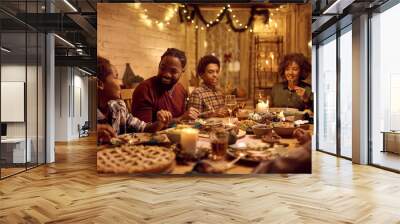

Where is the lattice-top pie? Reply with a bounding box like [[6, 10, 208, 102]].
[[97, 145, 175, 174]]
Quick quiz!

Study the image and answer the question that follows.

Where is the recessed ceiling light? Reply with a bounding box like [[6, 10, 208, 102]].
[[78, 67, 93, 76], [54, 34, 75, 48], [63, 0, 78, 12], [1, 47, 11, 53]]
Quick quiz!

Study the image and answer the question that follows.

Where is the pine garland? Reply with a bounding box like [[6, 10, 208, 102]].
[[178, 4, 270, 33]]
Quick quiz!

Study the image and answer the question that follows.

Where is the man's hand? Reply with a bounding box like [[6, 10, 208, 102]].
[[294, 86, 306, 98], [97, 124, 116, 144], [214, 108, 229, 117], [293, 128, 312, 145], [182, 107, 200, 120], [157, 110, 173, 125]]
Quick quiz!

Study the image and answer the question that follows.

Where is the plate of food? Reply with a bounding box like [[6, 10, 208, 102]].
[[235, 119, 259, 134], [227, 142, 288, 163], [110, 133, 170, 146], [198, 129, 246, 139]]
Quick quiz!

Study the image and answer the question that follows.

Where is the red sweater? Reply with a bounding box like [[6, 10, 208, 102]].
[[131, 76, 188, 123]]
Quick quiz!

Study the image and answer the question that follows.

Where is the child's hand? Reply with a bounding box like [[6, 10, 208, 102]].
[[97, 124, 116, 144]]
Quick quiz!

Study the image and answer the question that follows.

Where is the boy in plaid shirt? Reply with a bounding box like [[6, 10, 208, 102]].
[[188, 55, 228, 118]]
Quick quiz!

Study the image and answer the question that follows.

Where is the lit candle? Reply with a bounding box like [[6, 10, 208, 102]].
[[256, 100, 268, 113], [278, 111, 285, 121], [180, 128, 199, 154]]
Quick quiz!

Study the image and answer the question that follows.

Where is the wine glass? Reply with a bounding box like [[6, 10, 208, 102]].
[[225, 95, 237, 120]]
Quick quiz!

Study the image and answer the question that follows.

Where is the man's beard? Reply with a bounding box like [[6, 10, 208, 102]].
[[157, 75, 177, 90]]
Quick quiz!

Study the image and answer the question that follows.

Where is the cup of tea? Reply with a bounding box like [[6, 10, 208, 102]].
[[210, 128, 229, 160]]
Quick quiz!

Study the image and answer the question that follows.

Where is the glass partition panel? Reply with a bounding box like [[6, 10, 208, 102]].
[[339, 28, 352, 158], [1, 31, 28, 177], [371, 3, 400, 171], [317, 36, 337, 154]]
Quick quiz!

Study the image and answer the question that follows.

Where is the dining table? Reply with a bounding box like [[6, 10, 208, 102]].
[[171, 134, 305, 174]]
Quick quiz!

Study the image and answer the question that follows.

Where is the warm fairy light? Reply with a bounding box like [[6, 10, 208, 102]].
[[274, 22, 278, 28], [201, 26, 204, 30], [233, 15, 236, 18], [195, 25, 199, 29], [132, 3, 140, 9], [144, 19, 152, 27], [239, 23, 242, 26], [245, 25, 248, 28], [140, 14, 148, 19], [250, 29, 253, 32], [265, 60, 269, 65], [227, 4, 231, 7], [216, 19, 219, 22], [206, 24, 210, 27], [235, 19, 239, 23], [191, 20, 194, 23], [144, 9, 147, 12]]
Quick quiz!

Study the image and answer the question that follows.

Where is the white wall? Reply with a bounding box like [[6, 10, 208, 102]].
[[1, 64, 46, 163], [54, 67, 89, 141]]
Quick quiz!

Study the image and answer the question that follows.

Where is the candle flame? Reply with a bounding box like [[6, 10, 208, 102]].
[[278, 111, 285, 121]]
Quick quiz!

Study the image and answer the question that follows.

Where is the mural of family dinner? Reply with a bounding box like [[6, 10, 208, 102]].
[[96, 3, 313, 175]]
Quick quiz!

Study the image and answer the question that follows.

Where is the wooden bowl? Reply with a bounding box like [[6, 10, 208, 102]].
[[252, 124, 273, 138], [273, 127, 296, 138]]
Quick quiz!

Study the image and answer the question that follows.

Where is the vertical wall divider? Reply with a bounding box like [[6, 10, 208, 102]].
[[36, 9, 39, 168], [367, 10, 373, 165], [0, 24, 2, 179], [25, 2, 28, 171], [336, 22, 342, 157], [315, 44, 319, 151]]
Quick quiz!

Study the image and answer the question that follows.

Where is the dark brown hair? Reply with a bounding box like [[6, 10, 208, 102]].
[[278, 53, 311, 81], [196, 55, 220, 76], [97, 56, 113, 82], [161, 48, 187, 68]]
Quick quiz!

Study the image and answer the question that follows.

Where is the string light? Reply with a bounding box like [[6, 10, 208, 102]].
[[134, 4, 179, 30]]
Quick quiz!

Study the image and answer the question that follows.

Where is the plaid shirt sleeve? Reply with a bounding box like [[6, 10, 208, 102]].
[[126, 113, 147, 132], [108, 100, 147, 133], [188, 89, 203, 113]]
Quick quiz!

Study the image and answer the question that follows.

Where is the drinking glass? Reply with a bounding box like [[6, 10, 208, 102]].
[[209, 128, 229, 160], [225, 95, 237, 119]]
